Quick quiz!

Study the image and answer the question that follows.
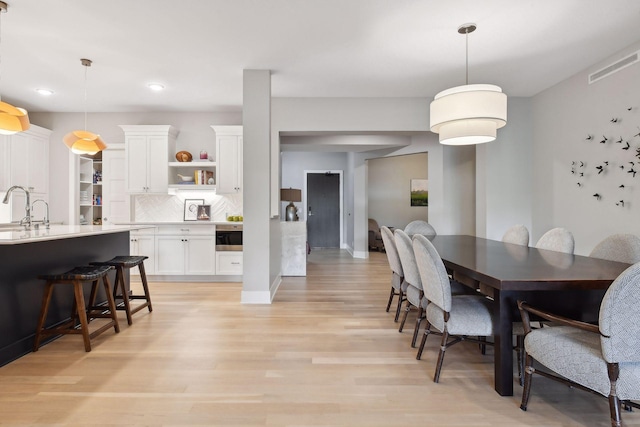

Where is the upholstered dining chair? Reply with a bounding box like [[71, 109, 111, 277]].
[[535, 227, 575, 254], [381, 226, 406, 322], [590, 234, 640, 264], [518, 262, 640, 427], [404, 220, 437, 238], [394, 229, 428, 347], [413, 234, 494, 383], [502, 224, 530, 246], [368, 218, 384, 251]]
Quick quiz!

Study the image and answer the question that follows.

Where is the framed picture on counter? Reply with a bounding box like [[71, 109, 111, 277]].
[[197, 205, 211, 221], [184, 199, 204, 221]]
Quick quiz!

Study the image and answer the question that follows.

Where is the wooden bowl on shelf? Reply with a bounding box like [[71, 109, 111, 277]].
[[175, 151, 193, 162]]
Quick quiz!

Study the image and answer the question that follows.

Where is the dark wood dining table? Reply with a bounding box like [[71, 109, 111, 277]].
[[428, 235, 631, 396]]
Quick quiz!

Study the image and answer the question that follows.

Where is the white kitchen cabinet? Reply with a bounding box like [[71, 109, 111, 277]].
[[155, 225, 215, 275], [215, 252, 243, 275], [1, 125, 51, 223], [120, 125, 177, 193], [78, 156, 102, 225], [211, 126, 242, 194], [130, 228, 156, 275]]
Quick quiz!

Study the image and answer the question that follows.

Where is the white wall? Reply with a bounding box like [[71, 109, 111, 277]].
[[476, 97, 534, 240], [367, 153, 428, 229], [531, 40, 640, 255]]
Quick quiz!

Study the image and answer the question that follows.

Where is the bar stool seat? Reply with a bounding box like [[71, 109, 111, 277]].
[[90, 255, 152, 325], [34, 265, 120, 352]]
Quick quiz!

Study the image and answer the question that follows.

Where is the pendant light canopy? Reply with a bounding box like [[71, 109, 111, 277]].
[[0, 1, 29, 135], [63, 58, 106, 155], [430, 24, 507, 146]]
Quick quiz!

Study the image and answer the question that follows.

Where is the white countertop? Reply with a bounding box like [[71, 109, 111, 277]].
[[0, 224, 155, 245], [120, 221, 243, 226]]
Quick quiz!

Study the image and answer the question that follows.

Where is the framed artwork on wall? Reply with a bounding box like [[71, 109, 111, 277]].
[[184, 199, 205, 221], [410, 179, 428, 206]]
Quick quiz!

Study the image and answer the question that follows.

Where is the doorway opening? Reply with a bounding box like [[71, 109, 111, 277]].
[[304, 170, 343, 249]]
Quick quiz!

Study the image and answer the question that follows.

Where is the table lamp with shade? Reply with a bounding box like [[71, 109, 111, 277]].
[[281, 188, 302, 221]]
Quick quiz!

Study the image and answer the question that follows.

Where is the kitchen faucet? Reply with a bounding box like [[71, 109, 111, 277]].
[[2, 185, 31, 230], [31, 199, 49, 229]]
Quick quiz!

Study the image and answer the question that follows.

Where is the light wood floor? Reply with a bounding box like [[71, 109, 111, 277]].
[[1, 249, 638, 426]]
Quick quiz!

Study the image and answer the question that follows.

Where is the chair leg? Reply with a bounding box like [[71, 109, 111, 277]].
[[520, 354, 534, 411], [479, 336, 486, 355], [411, 306, 424, 348], [416, 323, 431, 360], [433, 329, 449, 383], [385, 287, 395, 312], [398, 300, 411, 332], [394, 290, 404, 322], [608, 364, 622, 427], [516, 335, 525, 386]]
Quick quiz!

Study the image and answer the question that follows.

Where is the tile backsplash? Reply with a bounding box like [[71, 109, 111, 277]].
[[134, 192, 242, 222]]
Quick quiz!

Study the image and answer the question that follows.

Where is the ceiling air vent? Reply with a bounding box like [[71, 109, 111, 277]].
[[589, 51, 639, 84]]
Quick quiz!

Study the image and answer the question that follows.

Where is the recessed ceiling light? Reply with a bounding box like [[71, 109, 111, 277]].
[[35, 88, 54, 96], [147, 83, 165, 91]]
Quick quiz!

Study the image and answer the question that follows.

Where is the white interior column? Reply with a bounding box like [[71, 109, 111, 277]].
[[242, 69, 274, 303]]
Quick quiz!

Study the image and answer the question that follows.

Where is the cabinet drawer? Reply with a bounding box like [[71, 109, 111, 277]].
[[216, 252, 243, 275], [156, 225, 215, 235], [131, 227, 156, 236]]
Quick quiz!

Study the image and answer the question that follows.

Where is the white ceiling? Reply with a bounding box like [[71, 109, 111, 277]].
[[3, 0, 640, 114]]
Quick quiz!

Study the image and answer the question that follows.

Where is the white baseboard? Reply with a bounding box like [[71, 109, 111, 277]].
[[352, 250, 369, 259], [240, 275, 282, 304]]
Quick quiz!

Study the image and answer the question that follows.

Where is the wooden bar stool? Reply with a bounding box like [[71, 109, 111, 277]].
[[34, 265, 120, 352], [90, 256, 152, 325]]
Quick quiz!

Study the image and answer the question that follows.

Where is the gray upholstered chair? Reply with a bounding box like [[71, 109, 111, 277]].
[[535, 227, 575, 254], [413, 234, 494, 383], [368, 218, 384, 251], [394, 229, 428, 347], [502, 224, 530, 246], [404, 220, 437, 238], [381, 226, 406, 322], [518, 262, 640, 427], [590, 234, 640, 264]]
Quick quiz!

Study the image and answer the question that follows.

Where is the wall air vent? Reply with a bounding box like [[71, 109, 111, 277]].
[[589, 51, 639, 84]]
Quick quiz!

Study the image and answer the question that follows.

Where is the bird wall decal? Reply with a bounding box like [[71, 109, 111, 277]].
[[616, 200, 625, 207], [593, 193, 601, 200], [623, 142, 630, 150], [586, 135, 594, 141], [611, 118, 619, 123], [596, 165, 604, 174], [600, 136, 608, 144], [619, 184, 625, 188], [616, 137, 623, 143], [628, 168, 637, 177]]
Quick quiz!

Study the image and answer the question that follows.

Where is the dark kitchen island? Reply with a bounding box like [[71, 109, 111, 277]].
[[0, 224, 153, 366]]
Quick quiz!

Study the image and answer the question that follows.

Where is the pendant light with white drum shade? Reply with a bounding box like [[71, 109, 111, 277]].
[[430, 24, 507, 146]]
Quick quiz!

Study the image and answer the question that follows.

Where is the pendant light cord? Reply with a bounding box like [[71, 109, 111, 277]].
[[465, 27, 469, 85], [83, 63, 87, 131]]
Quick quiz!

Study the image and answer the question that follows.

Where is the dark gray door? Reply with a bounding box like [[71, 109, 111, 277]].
[[307, 173, 340, 248]]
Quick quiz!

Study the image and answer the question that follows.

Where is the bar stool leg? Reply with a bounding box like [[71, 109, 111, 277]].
[[33, 281, 54, 352], [115, 267, 133, 325], [73, 280, 92, 352], [138, 262, 153, 312], [102, 275, 120, 333]]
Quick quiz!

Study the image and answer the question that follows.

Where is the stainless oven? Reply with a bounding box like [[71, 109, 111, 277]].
[[216, 224, 242, 251]]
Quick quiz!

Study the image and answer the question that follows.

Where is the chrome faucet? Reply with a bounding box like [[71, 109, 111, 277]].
[[2, 185, 31, 230], [31, 199, 49, 229]]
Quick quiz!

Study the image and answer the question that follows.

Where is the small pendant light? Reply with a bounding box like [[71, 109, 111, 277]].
[[63, 58, 106, 155], [0, 1, 30, 135]]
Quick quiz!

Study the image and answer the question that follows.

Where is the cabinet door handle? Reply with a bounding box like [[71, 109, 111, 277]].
[[231, 262, 240, 265]]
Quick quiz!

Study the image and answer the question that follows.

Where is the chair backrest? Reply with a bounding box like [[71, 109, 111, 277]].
[[404, 220, 437, 238], [412, 234, 452, 312], [535, 227, 575, 254], [368, 218, 380, 233], [394, 229, 422, 291], [590, 234, 640, 264], [380, 226, 403, 277], [599, 262, 640, 363], [502, 224, 529, 246]]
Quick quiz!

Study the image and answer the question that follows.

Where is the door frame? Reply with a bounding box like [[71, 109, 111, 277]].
[[303, 170, 344, 248]]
